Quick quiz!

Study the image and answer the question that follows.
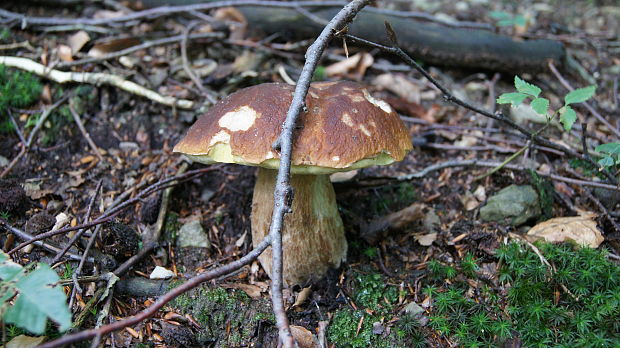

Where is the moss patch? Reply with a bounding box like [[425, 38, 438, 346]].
[[168, 284, 275, 347]]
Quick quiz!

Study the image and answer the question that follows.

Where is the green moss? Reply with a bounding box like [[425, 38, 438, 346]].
[[353, 273, 398, 314], [328, 272, 414, 347], [168, 284, 270, 347], [424, 242, 620, 346], [0, 64, 43, 134]]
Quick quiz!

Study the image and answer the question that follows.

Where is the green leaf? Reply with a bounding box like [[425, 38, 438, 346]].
[[559, 106, 577, 131], [598, 156, 614, 167], [530, 98, 549, 115], [514, 76, 541, 97], [514, 15, 527, 27], [564, 85, 596, 105], [0, 254, 22, 281], [2, 262, 71, 335], [595, 142, 620, 155], [497, 92, 528, 106]]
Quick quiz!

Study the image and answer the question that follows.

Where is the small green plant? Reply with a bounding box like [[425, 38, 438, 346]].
[[0, 211, 10, 220], [497, 76, 595, 132], [61, 263, 74, 280], [489, 11, 528, 28], [0, 251, 71, 335], [594, 142, 620, 168]]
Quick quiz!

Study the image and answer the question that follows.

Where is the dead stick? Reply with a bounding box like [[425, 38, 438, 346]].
[[267, 1, 371, 346], [37, 236, 272, 348]]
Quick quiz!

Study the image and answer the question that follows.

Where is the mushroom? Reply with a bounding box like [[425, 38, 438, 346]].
[[173, 81, 412, 285]]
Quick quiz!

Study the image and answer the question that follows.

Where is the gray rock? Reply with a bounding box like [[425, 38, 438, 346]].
[[372, 321, 384, 335], [177, 220, 211, 249], [480, 185, 540, 226], [402, 302, 425, 317]]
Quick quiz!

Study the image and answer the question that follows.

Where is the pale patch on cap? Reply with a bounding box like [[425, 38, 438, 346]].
[[341, 112, 355, 127], [359, 124, 372, 137], [218, 106, 259, 131], [209, 130, 231, 146], [363, 90, 392, 113]]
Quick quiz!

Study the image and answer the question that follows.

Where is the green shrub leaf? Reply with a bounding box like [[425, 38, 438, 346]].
[[598, 156, 614, 167], [559, 106, 577, 131], [595, 142, 620, 155], [497, 92, 528, 106], [531, 97, 549, 115], [514, 76, 541, 97], [0, 253, 71, 335], [565, 85, 596, 105]]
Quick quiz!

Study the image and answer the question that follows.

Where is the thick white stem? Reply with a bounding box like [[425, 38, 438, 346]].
[[251, 167, 347, 285]]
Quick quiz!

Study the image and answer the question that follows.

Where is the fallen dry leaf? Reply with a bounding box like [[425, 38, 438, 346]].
[[415, 232, 437, 246], [292, 287, 312, 307], [526, 214, 604, 248], [460, 190, 480, 211], [6, 335, 46, 348], [325, 52, 374, 80], [57, 44, 73, 62], [372, 73, 421, 103], [220, 282, 264, 299], [290, 325, 319, 348], [88, 38, 141, 58], [68, 30, 90, 54]]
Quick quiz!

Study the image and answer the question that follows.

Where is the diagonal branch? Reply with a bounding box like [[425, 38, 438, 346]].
[[267, 1, 371, 346], [344, 28, 618, 185]]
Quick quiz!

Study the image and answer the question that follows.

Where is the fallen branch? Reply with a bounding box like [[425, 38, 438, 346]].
[[0, 56, 194, 109], [394, 159, 620, 191], [57, 32, 224, 69]]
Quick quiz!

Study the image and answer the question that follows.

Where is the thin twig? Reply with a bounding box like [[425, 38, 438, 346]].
[[7, 167, 219, 254], [0, 96, 69, 178], [345, 31, 619, 185], [69, 225, 101, 308], [267, 1, 371, 346], [395, 159, 620, 191], [0, 217, 93, 263], [0, 56, 194, 109], [583, 189, 620, 235], [68, 104, 104, 163], [58, 32, 224, 68], [38, 236, 272, 348], [53, 180, 102, 264], [0, 1, 490, 29]]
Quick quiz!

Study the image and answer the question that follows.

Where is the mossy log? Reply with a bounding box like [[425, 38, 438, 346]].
[[138, 0, 564, 73]]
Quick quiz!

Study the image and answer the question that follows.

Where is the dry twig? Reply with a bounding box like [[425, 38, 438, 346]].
[[0, 56, 194, 109]]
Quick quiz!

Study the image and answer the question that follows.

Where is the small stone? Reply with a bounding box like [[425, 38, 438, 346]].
[[150, 266, 175, 279], [177, 219, 211, 249], [402, 301, 425, 317], [480, 185, 540, 226], [372, 321, 384, 335], [0, 155, 8, 167]]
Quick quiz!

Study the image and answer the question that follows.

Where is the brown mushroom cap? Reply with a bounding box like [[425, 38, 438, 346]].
[[173, 81, 412, 174]]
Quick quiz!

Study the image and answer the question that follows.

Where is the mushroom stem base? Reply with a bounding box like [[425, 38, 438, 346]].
[[251, 167, 347, 286]]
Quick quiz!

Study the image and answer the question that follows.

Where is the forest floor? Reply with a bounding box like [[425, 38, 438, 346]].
[[0, 0, 619, 347]]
